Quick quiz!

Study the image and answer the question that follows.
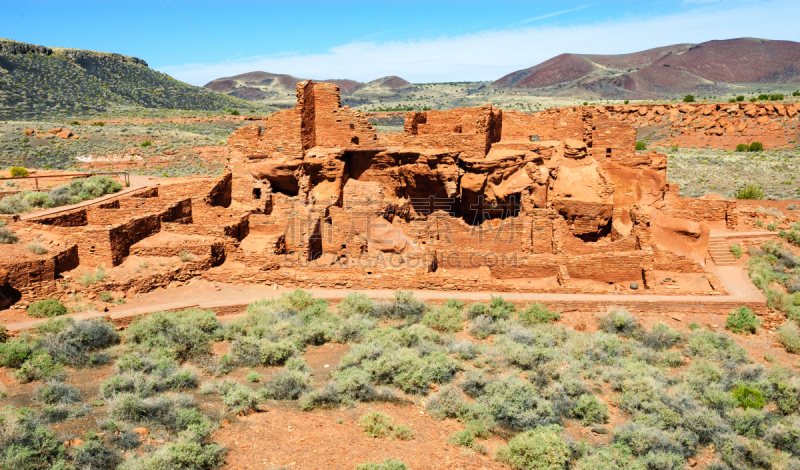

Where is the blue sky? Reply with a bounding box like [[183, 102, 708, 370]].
[[3, 0, 800, 85]]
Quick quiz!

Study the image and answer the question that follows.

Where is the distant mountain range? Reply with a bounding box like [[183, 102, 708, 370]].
[[204, 72, 415, 107], [0, 38, 262, 119], [493, 38, 800, 99]]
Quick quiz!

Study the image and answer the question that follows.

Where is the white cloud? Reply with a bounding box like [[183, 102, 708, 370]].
[[160, 0, 800, 86], [520, 5, 593, 24]]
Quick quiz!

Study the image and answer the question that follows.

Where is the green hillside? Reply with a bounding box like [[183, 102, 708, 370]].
[[0, 38, 265, 119]]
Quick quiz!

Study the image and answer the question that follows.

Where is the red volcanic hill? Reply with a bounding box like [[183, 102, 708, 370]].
[[494, 38, 800, 99]]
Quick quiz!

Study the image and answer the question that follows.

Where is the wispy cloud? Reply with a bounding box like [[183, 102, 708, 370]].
[[160, 0, 800, 86], [520, 5, 592, 24]]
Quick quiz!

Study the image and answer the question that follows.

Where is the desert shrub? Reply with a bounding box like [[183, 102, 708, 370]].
[[108, 430, 141, 450], [732, 386, 766, 410], [640, 323, 684, 351], [373, 290, 428, 322], [0, 225, 19, 244], [635, 141, 647, 151], [244, 371, 262, 382], [41, 318, 118, 367], [259, 339, 299, 366], [0, 408, 66, 469], [572, 393, 609, 424], [355, 459, 408, 470], [735, 144, 750, 152], [118, 434, 222, 470], [729, 408, 767, 438], [735, 185, 764, 200], [178, 250, 196, 262], [765, 417, 800, 456], [748, 142, 764, 152], [613, 423, 686, 458], [15, 351, 64, 382], [77, 266, 108, 286], [38, 380, 81, 405], [599, 309, 641, 337], [495, 425, 570, 470], [422, 305, 464, 333], [73, 439, 123, 470], [683, 95, 695, 103], [26, 241, 48, 255], [447, 339, 479, 360], [469, 315, 496, 339], [0, 333, 36, 368], [360, 411, 393, 438], [488, 295, 516, 319], [426, 384, 466, 420], [466, 302, 490, 319], [10, 166, 29, 177], [338, 292, 375, 318], [125, 308, 219, 360], [736, 95, 745, 101], [778, 323, 800, 354], [725, 307, 760, 334], [27, 299, 67, 318], [449, 428, 476, 448], [573, 444, 644, 470], [259, 369, 311, 400], [730, 244, 743, 259], [216, 380, 258, 414], [480, 375, 557, 431], [392, 424, 414, 440], [519, 303, 560, 325]]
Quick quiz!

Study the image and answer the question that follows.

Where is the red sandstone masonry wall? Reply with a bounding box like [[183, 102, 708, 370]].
[[313, 83, 377, 149], [501, 109, 584, 142], [664, 184, 738, 229], [566, 252, 650, 282]]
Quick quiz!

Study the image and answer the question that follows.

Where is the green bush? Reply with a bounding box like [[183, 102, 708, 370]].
[[217, 380, 259, 414], [518, 303, 560, 325], [730, 244, 743, 259], [338, 292, 374, 318], [777, 323, 800, 354], [78, 266, 108, 286], [27, 299, 67, 318], [392, 424, 414, 440], [725, 307, 760, 334], [15, 351, 63, 382], [749, 142, 764, 152], [736, 95, 745, 102], [355, 459, 408, 470], [10, 166, 29, 177], [259, 369, 311, 400], [572, 393, 609, 424], [426, 384, 466, 420], [732, 386, 766, 410], [244, 371, 262, 382], [422, 305, 464, 333], [125, 308, 219, 360], [488, 295, 516, 319], [735, 143, 750, 152], [0, 408, 66, 469], [734, 185, 764, 200], [495, 425, 570, 470], [683, 95, 695, 103], [360, 411, 393, 438], [635, 141, 647, 151], [599, 309, 641, 337]]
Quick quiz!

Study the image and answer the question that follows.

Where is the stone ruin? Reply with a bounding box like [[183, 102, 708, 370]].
[[1, 80, 763, 315]]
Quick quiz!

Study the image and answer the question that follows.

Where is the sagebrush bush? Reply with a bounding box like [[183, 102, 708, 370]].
[[730, 244, 743, 259], [421, 305, 464, 333], [635, 141, 647, 151], [640, 323, 684, 351], [725, 307, 760, 334], [426, 384, 465, 420], [360, 411, 394, 438], [572, 393, 609, 424], [27, 298, 67, 318], [217, 380, 258, 414], [73, 439, 123, 470], [355, 459, 408, 470], [41, 318, 118, 367], [38, 379, 82, 405], [0, 225, 19, 244], [777, 323, 800, 354], [126, 308, 219, 360], [495, 425, 570, 470], [518, 303, 560, 325], [599, 309, 641, 337], [338, 292, 375, 318], [260, 369, 311, 400]]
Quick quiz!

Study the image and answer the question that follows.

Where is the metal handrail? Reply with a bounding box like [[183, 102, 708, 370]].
[[1, 171, 130, 191]]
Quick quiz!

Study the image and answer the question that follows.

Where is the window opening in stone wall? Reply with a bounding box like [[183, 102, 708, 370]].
[[349, 123, 355, 130], [252, 188, 262, 200], [529, 135, 540, 142], [351, 136, 359, 145]]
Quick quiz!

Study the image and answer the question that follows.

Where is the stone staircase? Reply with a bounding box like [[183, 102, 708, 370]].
[[708, 237, 738, 266]]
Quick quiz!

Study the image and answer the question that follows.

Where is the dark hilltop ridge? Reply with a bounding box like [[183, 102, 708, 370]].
[[0, 38, 260, 119]]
